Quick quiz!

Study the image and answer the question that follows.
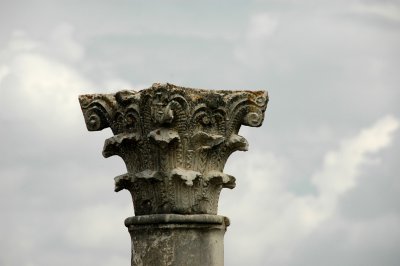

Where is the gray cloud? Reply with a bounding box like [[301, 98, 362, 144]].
[[0, 1, 399, 265]]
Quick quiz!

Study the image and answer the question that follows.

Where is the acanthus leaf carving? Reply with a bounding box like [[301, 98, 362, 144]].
[[226, 134, 249, 152], [204, 171, 236, 189], [135, 170, 164, 181], [114, 173, 134, 192], [103, 132, 140, 158], [191, 131, 225, 150], [148, 128, 180, 147], [79, 83, 268, 215], [170, 168, 202, 186]]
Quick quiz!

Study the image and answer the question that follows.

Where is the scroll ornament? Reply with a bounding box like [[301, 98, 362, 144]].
[[79, 83, 268, 215]]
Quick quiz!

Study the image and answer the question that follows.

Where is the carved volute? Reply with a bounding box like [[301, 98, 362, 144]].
[[79, 83, 268, 215]]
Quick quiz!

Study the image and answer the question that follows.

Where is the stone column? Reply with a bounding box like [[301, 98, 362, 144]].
[[79, 83, 268, 266]]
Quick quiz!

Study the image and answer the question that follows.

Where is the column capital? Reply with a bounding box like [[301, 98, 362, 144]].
[[79, 83, 268, 215]]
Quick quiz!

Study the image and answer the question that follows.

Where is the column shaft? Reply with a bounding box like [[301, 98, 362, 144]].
[[126, 214, 228, 266]]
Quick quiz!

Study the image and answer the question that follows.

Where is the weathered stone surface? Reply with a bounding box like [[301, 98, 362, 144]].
[[79, 83, 268, 266], [125, 214, 229, 266], [79, 83, 268, 215]]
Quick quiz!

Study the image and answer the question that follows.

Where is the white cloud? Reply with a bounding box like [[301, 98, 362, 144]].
[[0, 29, 92, 131], [3, 30, 40, 53], [0, 26, 134, 136], [66, 204, 131, 248], [0, 26, 132, 266], [352, 2, 400, 22], [224, 115, 399, 265], [12, 52, 92, 126], [312, 115, 399, 197], [0, 3, 399, 265], [234, 13, 279, 66], [50, 23, 85, 62], [0, 65, 10, 85], [346, 213, 400, 248], [247, 13, 279, 42]]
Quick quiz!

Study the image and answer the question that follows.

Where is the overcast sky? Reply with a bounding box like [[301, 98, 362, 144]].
[[1, 0, 400, 265]]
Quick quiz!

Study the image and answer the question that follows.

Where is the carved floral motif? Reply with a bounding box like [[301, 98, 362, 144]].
[[79, 83, 268, 215]]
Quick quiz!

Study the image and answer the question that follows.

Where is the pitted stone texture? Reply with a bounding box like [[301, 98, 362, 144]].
[[79, 83, 268, 215], [126, 214, 228, 266]]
